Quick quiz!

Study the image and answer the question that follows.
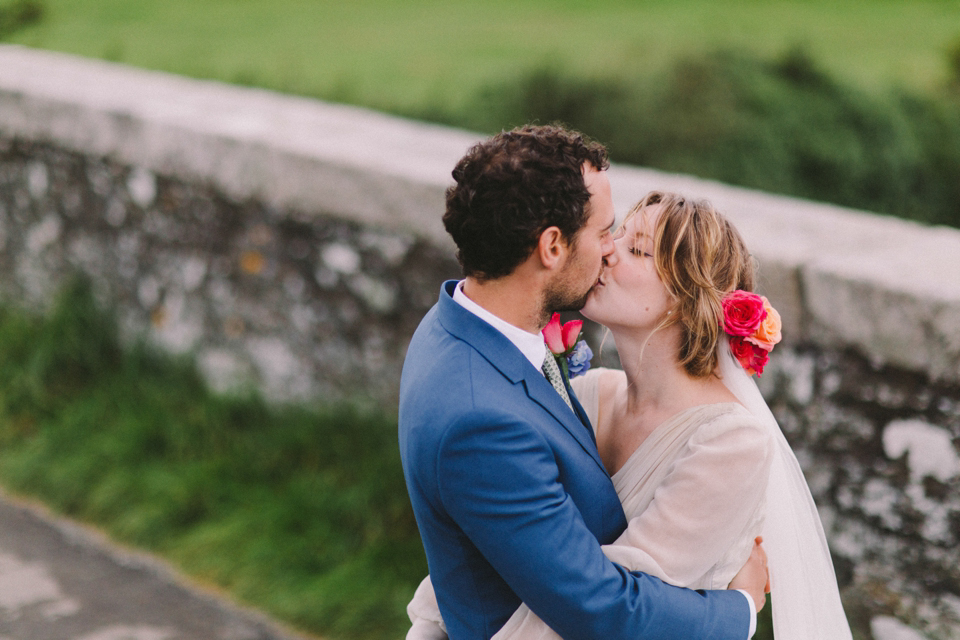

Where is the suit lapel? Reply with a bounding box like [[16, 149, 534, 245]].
[[436, 281, 606, 473], [567, 382, 597, 446], [521, 369, 605, 470]]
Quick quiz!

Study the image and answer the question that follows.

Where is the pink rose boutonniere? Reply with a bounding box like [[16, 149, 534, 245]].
[[721, 291, 782, 376], [542, 313, 593, 380]]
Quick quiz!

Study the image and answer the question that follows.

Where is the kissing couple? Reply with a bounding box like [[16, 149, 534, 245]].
[[399, 125, 852, 639]]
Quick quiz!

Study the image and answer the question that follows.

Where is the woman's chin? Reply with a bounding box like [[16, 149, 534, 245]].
[[581, 293, 603, 323]]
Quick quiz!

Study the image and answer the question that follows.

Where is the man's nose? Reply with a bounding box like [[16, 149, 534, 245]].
[[603, 239, 619, 267]]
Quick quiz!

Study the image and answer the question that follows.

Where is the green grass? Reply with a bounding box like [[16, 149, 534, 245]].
[[5, 0, 960, 114], [0, 277, 426, 640]]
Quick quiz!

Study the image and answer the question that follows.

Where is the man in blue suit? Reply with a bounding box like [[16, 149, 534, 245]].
[[399, 125, 766, 639]]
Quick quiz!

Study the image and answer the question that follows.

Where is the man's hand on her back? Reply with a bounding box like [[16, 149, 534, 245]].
[[728, 536, 770, 612]]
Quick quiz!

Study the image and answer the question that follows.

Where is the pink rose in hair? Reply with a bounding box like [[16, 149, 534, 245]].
[[722, 290, 767, 337], [729, 336, 755, 369], [746, 342, 770, 376], [729, 336, 770, 376]]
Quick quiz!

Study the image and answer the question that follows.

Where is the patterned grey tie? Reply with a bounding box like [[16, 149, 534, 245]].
[[542, 352, 574, 411]]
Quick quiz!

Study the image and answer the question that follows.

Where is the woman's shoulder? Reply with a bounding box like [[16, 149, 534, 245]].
[[686, 403, 773, 452]]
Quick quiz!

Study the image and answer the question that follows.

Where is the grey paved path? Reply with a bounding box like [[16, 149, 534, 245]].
[[0, 492, 310, 640]]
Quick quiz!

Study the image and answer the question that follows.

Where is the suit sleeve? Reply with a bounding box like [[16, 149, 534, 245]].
[[436, 412, 751, 640]]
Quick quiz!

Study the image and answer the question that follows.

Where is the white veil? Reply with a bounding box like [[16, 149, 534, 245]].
[[717, 342, 852, 639]]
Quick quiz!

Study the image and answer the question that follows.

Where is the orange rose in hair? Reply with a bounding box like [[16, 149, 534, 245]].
[[746, 296, 782, 352]]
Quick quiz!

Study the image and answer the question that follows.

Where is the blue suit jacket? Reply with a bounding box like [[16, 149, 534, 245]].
[[399, 281, 749, 640]]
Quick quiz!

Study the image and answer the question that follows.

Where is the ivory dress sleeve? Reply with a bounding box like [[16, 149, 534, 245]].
[[602, 408, 774, 589], [406, 576, 447, 640]]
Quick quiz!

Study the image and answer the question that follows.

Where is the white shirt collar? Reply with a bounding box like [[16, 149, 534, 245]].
[[452, 280, 547, 372]]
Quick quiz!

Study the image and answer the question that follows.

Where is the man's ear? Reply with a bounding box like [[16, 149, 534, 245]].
[[536, 226, 568, 270]]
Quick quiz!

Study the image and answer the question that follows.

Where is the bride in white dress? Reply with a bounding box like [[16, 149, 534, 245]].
[[408, 191, 851, 640]]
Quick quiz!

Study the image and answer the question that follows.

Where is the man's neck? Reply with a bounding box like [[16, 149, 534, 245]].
[[461, 276, 544, 334]]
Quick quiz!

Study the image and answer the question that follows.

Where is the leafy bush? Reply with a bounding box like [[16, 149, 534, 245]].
[[0, 277, 425, 640], [948, 37, 960, 90], [0, 0, 44, 39], [448, 48, 960, 228]]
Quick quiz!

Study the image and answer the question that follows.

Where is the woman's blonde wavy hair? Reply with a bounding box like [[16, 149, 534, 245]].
[[624, 191, 756, 378]]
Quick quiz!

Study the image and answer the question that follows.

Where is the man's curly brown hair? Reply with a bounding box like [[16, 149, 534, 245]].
[[443, 124, 609, 281]]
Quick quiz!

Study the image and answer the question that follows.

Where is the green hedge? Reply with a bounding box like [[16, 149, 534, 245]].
[[423, 48, 960, 229], [0, 0, 44, 39]]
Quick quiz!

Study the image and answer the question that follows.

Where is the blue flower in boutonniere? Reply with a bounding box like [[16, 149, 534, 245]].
[[566, 339, 593, 377], [542, 313, 593, 380]]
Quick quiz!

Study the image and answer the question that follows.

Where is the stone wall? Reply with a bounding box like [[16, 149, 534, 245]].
[[1, 45, 959, 639], [0, 136, 458, 404], [760, 346, 960, 637]]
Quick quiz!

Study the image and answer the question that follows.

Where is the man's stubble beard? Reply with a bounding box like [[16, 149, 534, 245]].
[[539, 258, 597, 327], [543, 281, 592, 315]]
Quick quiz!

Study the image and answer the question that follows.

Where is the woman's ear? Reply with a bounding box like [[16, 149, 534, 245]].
[[536, 226, 568, 270]]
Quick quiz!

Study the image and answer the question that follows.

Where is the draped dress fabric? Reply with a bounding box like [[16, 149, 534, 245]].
[[407, 368, 773, 640]]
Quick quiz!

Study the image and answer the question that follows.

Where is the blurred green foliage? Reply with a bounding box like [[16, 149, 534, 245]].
[[949, 37, 960, 92], [0, 277, 426, 640], [438, 49, 960, 228], [0, 0, 44, 39]]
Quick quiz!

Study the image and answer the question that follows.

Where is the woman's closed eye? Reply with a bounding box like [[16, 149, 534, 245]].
[[629, 246, 653, 258]]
